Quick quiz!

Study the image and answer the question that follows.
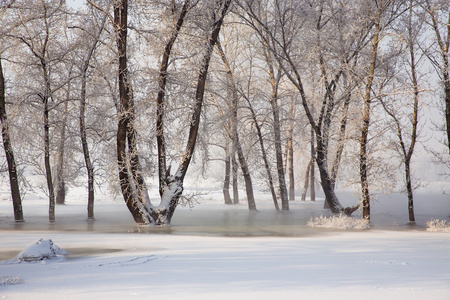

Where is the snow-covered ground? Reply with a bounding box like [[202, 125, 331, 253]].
[[1, 187, 449, 299]]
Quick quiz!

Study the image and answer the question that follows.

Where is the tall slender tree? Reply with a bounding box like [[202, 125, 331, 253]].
[[0, 55, 23, 222]]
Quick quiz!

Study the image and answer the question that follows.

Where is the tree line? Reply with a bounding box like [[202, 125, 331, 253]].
[[0, 0, 448, 225]]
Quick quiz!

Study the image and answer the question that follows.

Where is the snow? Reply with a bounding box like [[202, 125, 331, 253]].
[[12, 239, 68, 262], [426, 219, 450, 232], [1, 188, 449, 299], [307, 214, 370, 229]]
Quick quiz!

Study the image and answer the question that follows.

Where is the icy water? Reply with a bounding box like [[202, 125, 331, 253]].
[[1, 191, 448, 237]]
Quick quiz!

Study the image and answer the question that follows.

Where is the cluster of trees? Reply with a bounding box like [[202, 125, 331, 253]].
[[0, 0, 448, 225]]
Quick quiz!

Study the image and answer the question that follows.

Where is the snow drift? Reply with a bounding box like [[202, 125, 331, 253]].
[[15, 238, 67, 262]]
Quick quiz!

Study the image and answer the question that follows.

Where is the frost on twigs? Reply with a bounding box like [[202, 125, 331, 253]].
[[426, 219, 450, 232], [307, 214, 370, 230], [179, 191, 204, 209], [15, 238, 68, 262]]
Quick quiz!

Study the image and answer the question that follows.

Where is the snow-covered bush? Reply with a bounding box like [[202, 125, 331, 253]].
[[307, 214, 370, 230], [426, 219, 450, 232], [16, 238, 67, 262], [0, 276, 21, 285]]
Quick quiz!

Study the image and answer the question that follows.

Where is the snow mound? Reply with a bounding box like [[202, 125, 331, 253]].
[[426, 219, 450, 232], [307, 214, 370, 230], [16, 238, 67, 262]]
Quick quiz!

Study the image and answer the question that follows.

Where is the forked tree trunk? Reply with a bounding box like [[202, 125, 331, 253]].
[[0, 56, 24, 222], [115, 0, 231, 225]]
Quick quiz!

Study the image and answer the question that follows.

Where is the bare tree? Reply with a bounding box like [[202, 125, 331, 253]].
[[7, 0, 70, 222], [0, 55, 23, 222], [239, 0, 362, 214], [379, 0, 422, 223], [421, 0, 450, 155], [74, 2, 109, 219], [215, 39, 257, 210], [0, 1, 23, 222]]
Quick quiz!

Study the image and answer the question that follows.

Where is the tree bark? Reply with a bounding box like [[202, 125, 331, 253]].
[[0, 56, 24, 222]]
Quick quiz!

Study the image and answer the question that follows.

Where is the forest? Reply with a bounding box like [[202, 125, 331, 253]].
[[0, 0, 449, 226]]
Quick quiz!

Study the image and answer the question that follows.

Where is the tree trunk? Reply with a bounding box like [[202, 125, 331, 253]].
[[156, 0, 191, 196], [115, 0, 149, 224], [0, 56, 24, 222], [44, 95, 55, 223], [242, 93, 279, 210], [330, 87, 351, 191], [268, 70, 289, 210], [405, 160, 415, 223], [310, 126, 316, 202], [287, 98, 295, 201], [232, 153, 239, 204], [235, 133, 257, 210], [79, 8, 107, 220], [223, 143, 232, 204], [360, 7, 382, 221], [80, 69, 95, 219], [55, 101, 68, 205], [300, 159, 311, 202]]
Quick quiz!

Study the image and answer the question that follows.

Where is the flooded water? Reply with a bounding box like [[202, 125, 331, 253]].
[[1, 191, 448, 237], [0, 204, 329, 237]]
